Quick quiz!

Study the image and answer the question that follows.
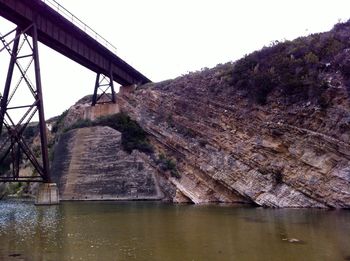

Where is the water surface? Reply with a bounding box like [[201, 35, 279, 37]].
[[0, 200, 349, 261]]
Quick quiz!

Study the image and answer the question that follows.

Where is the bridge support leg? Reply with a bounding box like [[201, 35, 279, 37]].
[[91, 65, 116, 106], [35, 183, 59, 205], [0, 24, 59, 204]]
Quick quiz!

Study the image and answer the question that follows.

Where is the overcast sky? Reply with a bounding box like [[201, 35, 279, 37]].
[[0, 0, 350, 121]]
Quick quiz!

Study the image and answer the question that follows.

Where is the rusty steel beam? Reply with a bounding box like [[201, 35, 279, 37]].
[[91, 69, 116, 106], [0, 28, 20, 135], [32, 23, 50, 182], [0, 24, 50, 183]]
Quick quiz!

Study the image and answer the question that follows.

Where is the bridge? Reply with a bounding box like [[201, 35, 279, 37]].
[[0, 0, 150, 203]]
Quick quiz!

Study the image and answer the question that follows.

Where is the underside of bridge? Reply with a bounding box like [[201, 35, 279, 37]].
[[0, 0, 150, 202]]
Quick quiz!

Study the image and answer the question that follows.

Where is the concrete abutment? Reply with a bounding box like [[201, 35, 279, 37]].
[[35, 183, 60, 205]]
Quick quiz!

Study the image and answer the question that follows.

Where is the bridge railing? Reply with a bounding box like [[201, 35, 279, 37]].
[[41, 0, 118, 55]]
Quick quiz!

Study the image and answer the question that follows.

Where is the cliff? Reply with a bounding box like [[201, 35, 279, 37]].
[[5, 21, 349, 208], [117, 21, 350, 208]]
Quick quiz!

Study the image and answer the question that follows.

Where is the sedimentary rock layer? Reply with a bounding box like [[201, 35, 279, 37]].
[[118, 67, 350, 208]]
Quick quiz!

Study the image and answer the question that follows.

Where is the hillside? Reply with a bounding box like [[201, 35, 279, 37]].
[[117, 20, 350, 207]]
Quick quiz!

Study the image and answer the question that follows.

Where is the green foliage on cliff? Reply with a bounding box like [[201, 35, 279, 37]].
[[65, 119, 92, 131], [95, 113, 153, 154], [157, 153, 181, 178], [52, 109, 68, 133], [229, 20, 350, 105], [64, 112, 153, 154], [23, 124, 39, 140]]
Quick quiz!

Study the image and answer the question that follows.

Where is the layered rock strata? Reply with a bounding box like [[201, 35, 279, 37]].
[[49, 21, 350, 208], [118, 68, 350, 208]]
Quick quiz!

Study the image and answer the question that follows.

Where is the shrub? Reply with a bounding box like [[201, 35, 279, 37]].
[[340, 59, 350, 79], [64, 119, 93, 132], [95, 113, 152, 154], [274, 172, 283, 184], [304, 52, 319, 66], [178, 126, 197, 138], [318, 96, 330, 110], [64, 112, 153, 154], [157, 153, 181, 178], [4, 182, 22, 195], [23, 124, 39, 140], [230, 28, 349, 105], [198, 139, 207, 147], [52, 109, 68, 133], [253, 72, 275, 105], [319, 38, 344, 59]]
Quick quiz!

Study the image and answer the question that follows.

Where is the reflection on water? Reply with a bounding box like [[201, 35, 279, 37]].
[[0, 200, 349, 261], [0, 200, 61, 261]]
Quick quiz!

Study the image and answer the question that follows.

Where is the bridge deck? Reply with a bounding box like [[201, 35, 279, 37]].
[[0, 0, 150, 86]]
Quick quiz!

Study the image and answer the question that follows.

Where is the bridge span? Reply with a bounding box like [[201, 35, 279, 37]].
[[0, 0, 150, 87], [0, 0, 150, 203]]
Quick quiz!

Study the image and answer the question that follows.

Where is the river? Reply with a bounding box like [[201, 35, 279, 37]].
[[0, 200, 349, 261]]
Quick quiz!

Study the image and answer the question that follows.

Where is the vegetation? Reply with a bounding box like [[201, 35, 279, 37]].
[[198, 139, 207, 147], [259, 166, 283, 185], [273, 172, 283, 185], [63, 113, 183, 177], [157, 153, 181, 178], [64, 112, 153, 154], [51, 109, 68, 133], [23, 124, 39, 140], [229, 20, 350, 105], [0, 122, 39, 173], [65, 119, 92, 131], [6, 182, 23, 196]]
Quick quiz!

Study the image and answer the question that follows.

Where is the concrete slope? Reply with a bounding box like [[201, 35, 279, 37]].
[[51, 126, 163, 200]]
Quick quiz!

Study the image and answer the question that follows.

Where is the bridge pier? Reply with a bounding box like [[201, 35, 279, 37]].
[[0, 24, 52, 184], [92, 66, 116, 106], [35, 183, 59, 205]]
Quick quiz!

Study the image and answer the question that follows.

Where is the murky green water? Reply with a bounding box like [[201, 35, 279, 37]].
[[0, 200, 349, 261]]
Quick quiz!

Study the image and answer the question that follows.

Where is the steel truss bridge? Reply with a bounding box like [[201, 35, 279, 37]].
[[0, 0, 150, 183]]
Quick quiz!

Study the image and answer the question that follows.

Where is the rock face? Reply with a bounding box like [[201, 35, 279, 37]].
[[48, 21, 350, 208], [116, 21, 350, 208], [51, 126, 164, 201], [62, 100, 120, 128], [118, 75, 350, 208]]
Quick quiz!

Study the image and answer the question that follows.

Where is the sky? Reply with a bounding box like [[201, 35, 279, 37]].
[[0, 0, 350, 121]]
